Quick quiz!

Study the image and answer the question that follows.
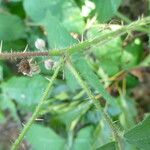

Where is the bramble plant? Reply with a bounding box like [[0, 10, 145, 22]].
[[0, 0, 150, 150]]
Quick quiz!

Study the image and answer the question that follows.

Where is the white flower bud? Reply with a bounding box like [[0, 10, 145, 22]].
[[44, 59, 54, 70], [85, 0, 95, 10], [81, 0, 95, 17], [35, 38, 46, 50]]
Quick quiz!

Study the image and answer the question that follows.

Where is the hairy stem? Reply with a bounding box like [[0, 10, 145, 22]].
[[11, 59, 63, 150], [0, 51, 49, 59], [0, 17, 150, 60], [66, 61, 124, 150]]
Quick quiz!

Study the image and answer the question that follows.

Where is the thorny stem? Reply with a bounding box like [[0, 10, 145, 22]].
[[11, 59, 63, 150], [116, 11, 150, 33], [0, 51, 49, 59], [0, 17, 150, 60], [66, 61, 124, 150]]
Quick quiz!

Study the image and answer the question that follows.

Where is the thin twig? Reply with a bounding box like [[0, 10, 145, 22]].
[[0, 17, 150, 60], [0, 51, 49, 59], [66, 61, 124, 150], [11, 58, 63, 150]]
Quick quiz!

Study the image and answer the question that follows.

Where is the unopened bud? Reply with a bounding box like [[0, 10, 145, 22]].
[[35, 38, 46, 50], [44, 59, 54, 70]]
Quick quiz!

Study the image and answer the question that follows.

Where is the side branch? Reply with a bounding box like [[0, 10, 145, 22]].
[[0, 51, 49, 59]]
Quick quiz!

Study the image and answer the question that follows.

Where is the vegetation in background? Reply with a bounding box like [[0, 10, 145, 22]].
[[0, 0, 150, 150]]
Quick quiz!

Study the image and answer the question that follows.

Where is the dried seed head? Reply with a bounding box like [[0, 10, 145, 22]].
[[35, 38, 46, 50], [44, 59, 54, 70], [17, 58, 31, 75], [17, 58, 40, 76]]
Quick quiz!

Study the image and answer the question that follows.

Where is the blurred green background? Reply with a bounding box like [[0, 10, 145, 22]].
[[0, 0, 150, 150]]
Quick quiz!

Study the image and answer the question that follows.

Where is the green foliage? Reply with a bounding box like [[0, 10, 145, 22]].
[[0, 13, 26, 41], [93, 0, 122, 22], [72, 126, 94, 150], [1, 75, 48, 106], [96, 142, 116, 150], [0, 0, 149, 150], [72, 53, 116, 106], [124, 115, 150, 150], [26, 124, 65, 150], [42, 13, 78, 49], [57, 100, 91, 126], [64, 66, 80, 92], [23, 0, 85, 33]]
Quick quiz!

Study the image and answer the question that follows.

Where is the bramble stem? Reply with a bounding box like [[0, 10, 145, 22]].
[[66, 61, 124, 150], [0, 51, 49, 59], [0, 17, 150, 60], [11, 59, 63, 150]]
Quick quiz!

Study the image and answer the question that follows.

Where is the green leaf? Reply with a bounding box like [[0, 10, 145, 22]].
[[87, 26, 122, 76], [86, 109, 102, 124], [96, 142, 116, 150], [2, 39, 27, 52], [0, 13, 26, 41], [140, 54, 150, 67], [26, 124, 65, 150], [43, 12, 77, 49], [0, 110, 6, 124], [0, 65, 3, 81], [72, 54, 116, 106], [94, 118, 113, 148], [57, 101, 91, 125], [0, 95, 19, 121], [72, 126, 94, 150], [87, 26, 143, 76], [10, 0, 21, 2], [121, 39, 143, 69], [23, 0, 49, 22], [93, 0, 122, 22], [23, 0, 84, 33], [124, 115, 150, 150], [1, 75, 48, 106], [64, 66, 80, 93]]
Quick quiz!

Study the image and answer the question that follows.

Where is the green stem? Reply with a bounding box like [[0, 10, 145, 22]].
[[66, 61, 124, 150], [148, 0, 150, 48], [0, 17, 150, 60], [116, 11, 132, 23], [66, 61, 101, 110], [116, 11, 150, 33], [11, 59, 63, 150], [50, 16, 150, 56]]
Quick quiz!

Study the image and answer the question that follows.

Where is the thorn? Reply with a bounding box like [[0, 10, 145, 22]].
[[10, 139, 14, 145], [23, 44, 28, 52], [29, 58, 33, 63], [0, 41, 3, 53], [45, 77, 51, 81], [22, 122, 25, 127], [62, 69, 65, 80], [81, 33, 84, 42], [35, 118, 44, 121], [10, 49, 13, 60]]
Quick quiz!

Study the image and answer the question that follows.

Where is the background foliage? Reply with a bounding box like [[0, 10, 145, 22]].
[[0, 0, 150, 150]]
